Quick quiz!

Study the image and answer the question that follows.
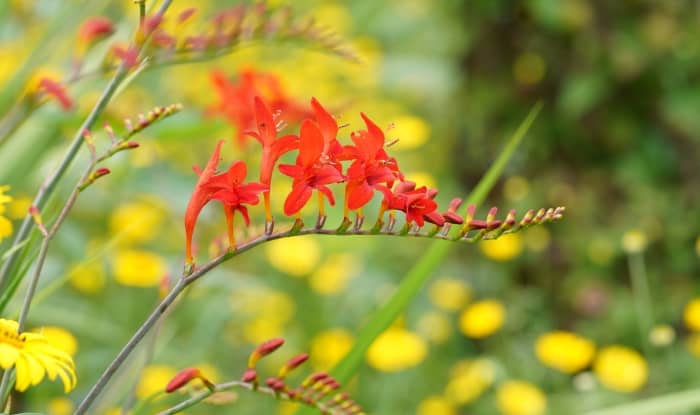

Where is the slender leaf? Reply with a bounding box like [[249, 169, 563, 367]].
[[581, 387, 700, 415]]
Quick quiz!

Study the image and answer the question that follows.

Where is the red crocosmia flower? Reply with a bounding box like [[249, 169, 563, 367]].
[[77, 16, 114, 53], [184, 140, 225, 264], [38, 78, 73, 111], [343, 113, 403, 212], [310, 97, 343, 170], [278, 119, 345, 215], [112, 45, 139, 69], [206, 161, 268, 246], [246, 96, 299, 220], [384, 183, 445, 227], [208, 69, 309, 147]]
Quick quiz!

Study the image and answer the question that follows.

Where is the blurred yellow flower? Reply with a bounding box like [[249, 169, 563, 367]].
[[311, 3, 353, 35], [429, 277, 472, 312], [265, 236, 321, 277], [279, 401, 301, 415], [622, 230, 648, 254], [233, 290, 296, 324], [243, 317, 285, 344], [309, 253, 360, 295], [480, 233, 523, 261], [503, 176, 529, 202], [649, 324, 675, 347], [684, 298, 700, 331], [514, 52, 546, 86], [389, 115, 430, 150], [417, 395, 456, 415], [47, 397, 74, 415], [109, 198, 165, 244], [366, 327, 427, 372], [593, 345, 648, 393], [69, 261, 106, 295], [404, 171, 437, 190], [535, 331, 595, 373], [137, 364, 177, 399], [496, 380, 547, 415], [445, 358, 495, 405], [113, 250, 166, 287], [0, 318, 76, 392], [310, 329, 354, 370], [524, 226, 551, 253], [685, 333, 700, 357], [459, 299, 505, 338], [695, 236, 700, 257], [0, 215, 12, 242], [39, 326, 78, 356], [8, 195, 31, 220], [417, 311, 452, 344]]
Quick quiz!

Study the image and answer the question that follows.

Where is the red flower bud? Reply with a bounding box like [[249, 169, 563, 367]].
[[165, 368, 214, 393], [242, 368, 257, 383], [248, 338, 284, 368], [278, 353, 309, 378]]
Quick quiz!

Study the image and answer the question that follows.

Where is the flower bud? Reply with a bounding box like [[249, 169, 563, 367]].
[[165, 368, 214, 393], [248, 338, 284, 368], [278, 353, 308, 379]]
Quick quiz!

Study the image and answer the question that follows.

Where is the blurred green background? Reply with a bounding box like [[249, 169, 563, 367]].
[[1, 0, 700, 414]]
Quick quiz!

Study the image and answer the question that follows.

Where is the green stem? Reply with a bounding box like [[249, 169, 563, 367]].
[[629, 252, 653, 355], [581, 386, 700, 415]]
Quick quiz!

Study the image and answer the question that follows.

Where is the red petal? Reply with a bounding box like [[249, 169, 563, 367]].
[[237, 205, 251, 226], [311, 97, 338, 144], [299, 119, 324, 167], [278, 164, 304, 179], [284, 184, 313, 216], [318, 186, 336, 205], [313, 165, 344, 186], [360, 112, 385, 153], [254, 96, 276, 145], [227, 160, 247, 184], [270, 134, 300, 159], [347, 181, 374, 210]]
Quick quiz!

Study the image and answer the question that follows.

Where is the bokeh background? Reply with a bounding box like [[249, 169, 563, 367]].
[[1, 0, 700, 414]]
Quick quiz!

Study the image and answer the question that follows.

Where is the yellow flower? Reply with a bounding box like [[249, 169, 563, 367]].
[[535, 331, 595, 373], [242, 317, 285, 344], [428, 277, 471, 312], [503, 176, 529, 202], [649, 324, 675, 347], [109, 198, 166, 244], [0, 215, 12, 242], [366, 327, 427, 372], [686, 333, 700, 357], [0, 184, 13, 208], [695, 236, 700, 257], [38, 326, 78, 356], [0, 318, 76, 392], [389, 115, 430, 150], [684, 298, 700, 332], [404, 171, 437, 190], [524, 226, 550, 253], [445, 358, 495, 405], [309, 253, 360, 295], [622, 230, 647, 254], [8, 196, 31, 220], [593, 345, 648, 393], [496, 380, 547, 415], [459, 299, 505, 338], [310, 329, 354, 371], [417, 311, 452, 344], [47, 397, 74, 415], [265, 236, 321, 277], [480, 233, 523, 261], [69, 261, 106, 295], [137, 364, 177, 399], [417, 395, 456, 415], [113, 250, 166, 287]]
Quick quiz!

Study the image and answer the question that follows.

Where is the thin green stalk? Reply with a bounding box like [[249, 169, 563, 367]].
[[581, 386, 700, 415], [629, 252, 653, 355], [319, 102, 543, 394]]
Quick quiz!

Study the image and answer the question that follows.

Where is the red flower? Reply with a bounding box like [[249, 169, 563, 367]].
[[207, 161, 268, 245], [208, 69, 309, 147], [384, 181, 444, 227], [245, 96, 299, 220], [38, 78, 73, 111], [184, 141, 225, 263], [278, 119, 344, 215], [343, 113, 402, 212], [77, 16, 114, 53], [184, 141, 267, 263], [310, 97, 343, 168]]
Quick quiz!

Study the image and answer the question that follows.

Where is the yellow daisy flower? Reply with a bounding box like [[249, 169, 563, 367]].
[[0, 318, 76, 392], [535, 331, 595, 373]]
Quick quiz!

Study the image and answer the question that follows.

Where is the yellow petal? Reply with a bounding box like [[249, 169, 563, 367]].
[[0, 343, 18, 369]]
